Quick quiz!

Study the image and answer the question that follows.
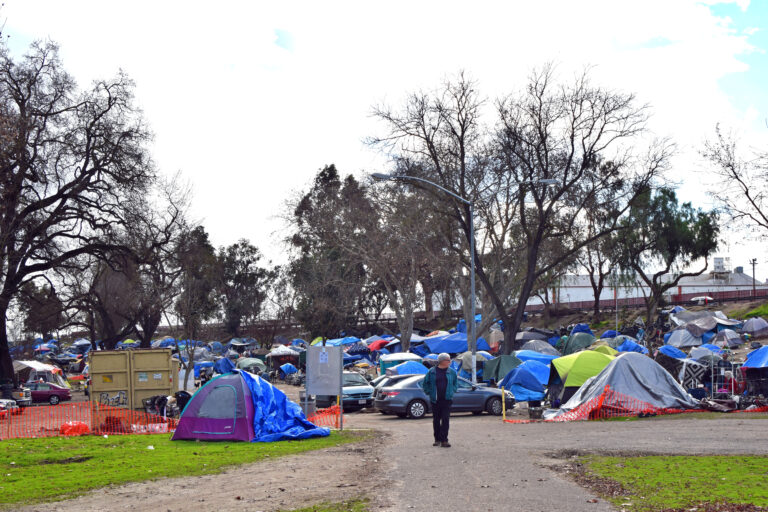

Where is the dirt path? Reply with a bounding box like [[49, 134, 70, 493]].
[[19, 431, 388, 512]]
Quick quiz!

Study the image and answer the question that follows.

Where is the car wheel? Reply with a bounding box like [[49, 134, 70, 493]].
[[407, 399, 427, 419], [49, 395, 60, 405], [486, 397, 502, 415]]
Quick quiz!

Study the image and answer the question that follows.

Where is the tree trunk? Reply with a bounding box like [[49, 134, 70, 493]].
[[505, 250, 539, 354], [138, 310, 162, 348], [421, 278, 435, 321], [0, 296, 18, 395], [592, 283, 604, 322]]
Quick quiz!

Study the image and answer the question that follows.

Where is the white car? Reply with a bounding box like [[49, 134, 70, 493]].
[[315, 371, 375, 411]]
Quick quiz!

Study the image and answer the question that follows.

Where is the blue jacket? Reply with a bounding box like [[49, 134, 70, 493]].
[[421, 366, 458, 403]]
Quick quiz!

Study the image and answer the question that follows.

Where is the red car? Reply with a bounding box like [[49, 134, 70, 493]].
[[27, 382, 72, 405]]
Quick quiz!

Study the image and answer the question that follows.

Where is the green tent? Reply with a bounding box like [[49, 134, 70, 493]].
[[482, 355, 523, 382], [236, 357, 267, 372], [551, 351, 614, 388], [560, 332, 596, 356], [592, 345, 618, 356]]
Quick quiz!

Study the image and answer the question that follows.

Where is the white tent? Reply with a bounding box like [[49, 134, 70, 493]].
[[266, 345, 299, 358], [667, 329, 702, 348]]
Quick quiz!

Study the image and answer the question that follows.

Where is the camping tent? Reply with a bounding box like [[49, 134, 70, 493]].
[[615, 339, 649, 355], [279, 363, 298, 377], [600, 330, 618, 339], [498, 360, 550, 402], [346, 342, 371, 355], [666, 329, 702, 348], [659, 345, 687, 359], [520, 339, 561, 356], [379, 353, 422, 373], [458, 351, 494, 371], [559, 332, 596, 356], [172, 370, 329, 442], [482, 355, 523, 382], [711, 329, 742, 348], [515, 331, 548, 343], [743, 345, 768, 368], [547, 353, 699, 420], [743, 317, 768, 338], [236, 357, 267, 372], [424, 333, 491, 354], [571, 323, 593, 336], [551, 351, 615, 389], [592, 345, 618, 356], [385, 361, 429, 376], [324, 336, 361, 347], [514, 350, 558, 366]]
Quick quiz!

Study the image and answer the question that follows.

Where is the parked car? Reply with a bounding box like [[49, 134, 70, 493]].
[[0, 398, 22, 418], [374, 374, 515, 419], [9, 385, 31, 407], [315, 371, 375, 411], [27, 382, 72, 405]]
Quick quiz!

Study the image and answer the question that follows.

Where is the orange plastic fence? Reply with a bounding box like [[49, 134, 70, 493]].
[[0, 402, 178, 440], [504, 385, 768, 424], [307, 405, 341, 429]]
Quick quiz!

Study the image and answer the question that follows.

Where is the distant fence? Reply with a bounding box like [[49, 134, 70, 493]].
[[0, 402, 178, 440]]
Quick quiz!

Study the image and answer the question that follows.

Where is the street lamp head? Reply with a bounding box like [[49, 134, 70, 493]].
[[371, 172, 393, 181]]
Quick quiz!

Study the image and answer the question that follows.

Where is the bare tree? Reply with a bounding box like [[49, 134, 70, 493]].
[[0, 42, 156, 390], [703, 126, 768, 236]]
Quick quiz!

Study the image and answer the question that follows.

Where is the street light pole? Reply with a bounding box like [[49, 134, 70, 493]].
[[751, 258, 758, 298], [372, 173, 479, 384]]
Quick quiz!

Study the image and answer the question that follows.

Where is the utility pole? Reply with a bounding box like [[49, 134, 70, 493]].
[[751, 258, 758, 298]]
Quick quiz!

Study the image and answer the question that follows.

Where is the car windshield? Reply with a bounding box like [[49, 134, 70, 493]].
[[343, 373, 368, 386]]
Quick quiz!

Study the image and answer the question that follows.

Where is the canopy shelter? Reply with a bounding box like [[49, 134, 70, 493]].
[[665, 328, 702, 348], [550, 350, 615, 402], [482, 354, 523, 382], [172, 370, 329, 442], [423, 332, 491, 355], [558, 332, 596, 356], [385, 361, 429, 376], [498, 360, 550, 402], [743, 317, 768, 339], [711, 329, 742, 348], [13, 360, 69, 387], [547, 353, 700, 420], [520, 339, 560, 356]]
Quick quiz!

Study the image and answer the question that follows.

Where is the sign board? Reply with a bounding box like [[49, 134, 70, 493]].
[[306, 345, 342, 396]]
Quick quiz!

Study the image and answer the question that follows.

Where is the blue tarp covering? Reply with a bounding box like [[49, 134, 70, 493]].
[[388, 361, 429, 375], [616, 339, 649, 355], [410, 344, 431, 357], [498, 360, 550, 402], [324, 336, 361, 346], [424, 333, 491, 354], [280, 363, 298, 376], [214, 357, 236, 374], [209, 341, 224, 353], [571, 323, 593, 336], [702, 331, 715, 344], [194, 361, 214, 379], [345, 342, 370, 355], [699, 343, 724, 355], [743, 346, 768, 369], [671, 305, 685, 314], [514, 350, 558, 366], [601, 330, 618, 339], [291, 338, 307, 347], [239, 371, 330, 442], [424, 353, 439, 360], [659, 345, 687, 359], [547, 336, 560, 347]]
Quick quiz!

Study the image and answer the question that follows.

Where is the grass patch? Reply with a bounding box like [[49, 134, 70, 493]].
[[729, 301, 768, 320], [280, 498, 369, 512], [0, 430, 364, 509], [591, 319, 611, 330], [580, 454, 768, 511]]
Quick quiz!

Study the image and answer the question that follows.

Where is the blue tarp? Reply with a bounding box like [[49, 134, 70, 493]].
[[345, 342, 370, 355], [291, 338, 307, 347], [239, 371, 330, 442], [699, 343, 724, 355], [209, 341, 224, 353], [702, 331, 715, 344], [214, 357, 236, 374], [388, 361, 429, 375], [671, 305, 685, 313], [571, 323, 593, 336], [424, 353, 439, 360], [325, 336, 361, 346], [616, 339, 649, 355], [514, 350, 558, 366], [743, 346, 768, 369], [498, 360, 550, 402], [410, 344, 431, 357], [547, 336, 560, 347], [658, 345, 687, 359], [279, 363, 298, 376], [424, 333, 491, 354], [194, 361, 214, 379], [601, 330, 618, 339]]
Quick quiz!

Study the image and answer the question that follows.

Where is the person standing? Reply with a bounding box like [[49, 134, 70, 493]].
[[421, 352, 458, 448]]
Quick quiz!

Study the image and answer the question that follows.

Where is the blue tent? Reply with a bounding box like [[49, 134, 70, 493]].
[[424, 353, 439, 360], [699, 343, 724, 355], [658, 345, 687, 359], [158, 338, 177, 348], [291, 338, 307, 347], [424, 333, 491, 354], [701, 331, 715, 344], [514, 350, 558, 366], [387, 361, 429, 375], [498, 360, 550, 402], [214, 357, 236, 374], [671, 305, 685, 314], [547, 336, 560, 347], [194, 361, 215, 379], [616, 339, 649, 355], [209, 341, 224, 354], [410, 344, 431, 357], [279, 363, 298, 376], [346, 341, 370, 355], [601, 330, 618, 339], [744, 346, 768, 368], [571, 323, 594, 336]]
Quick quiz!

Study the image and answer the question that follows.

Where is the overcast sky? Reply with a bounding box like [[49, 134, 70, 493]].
[[3, 0, 767, 276]]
